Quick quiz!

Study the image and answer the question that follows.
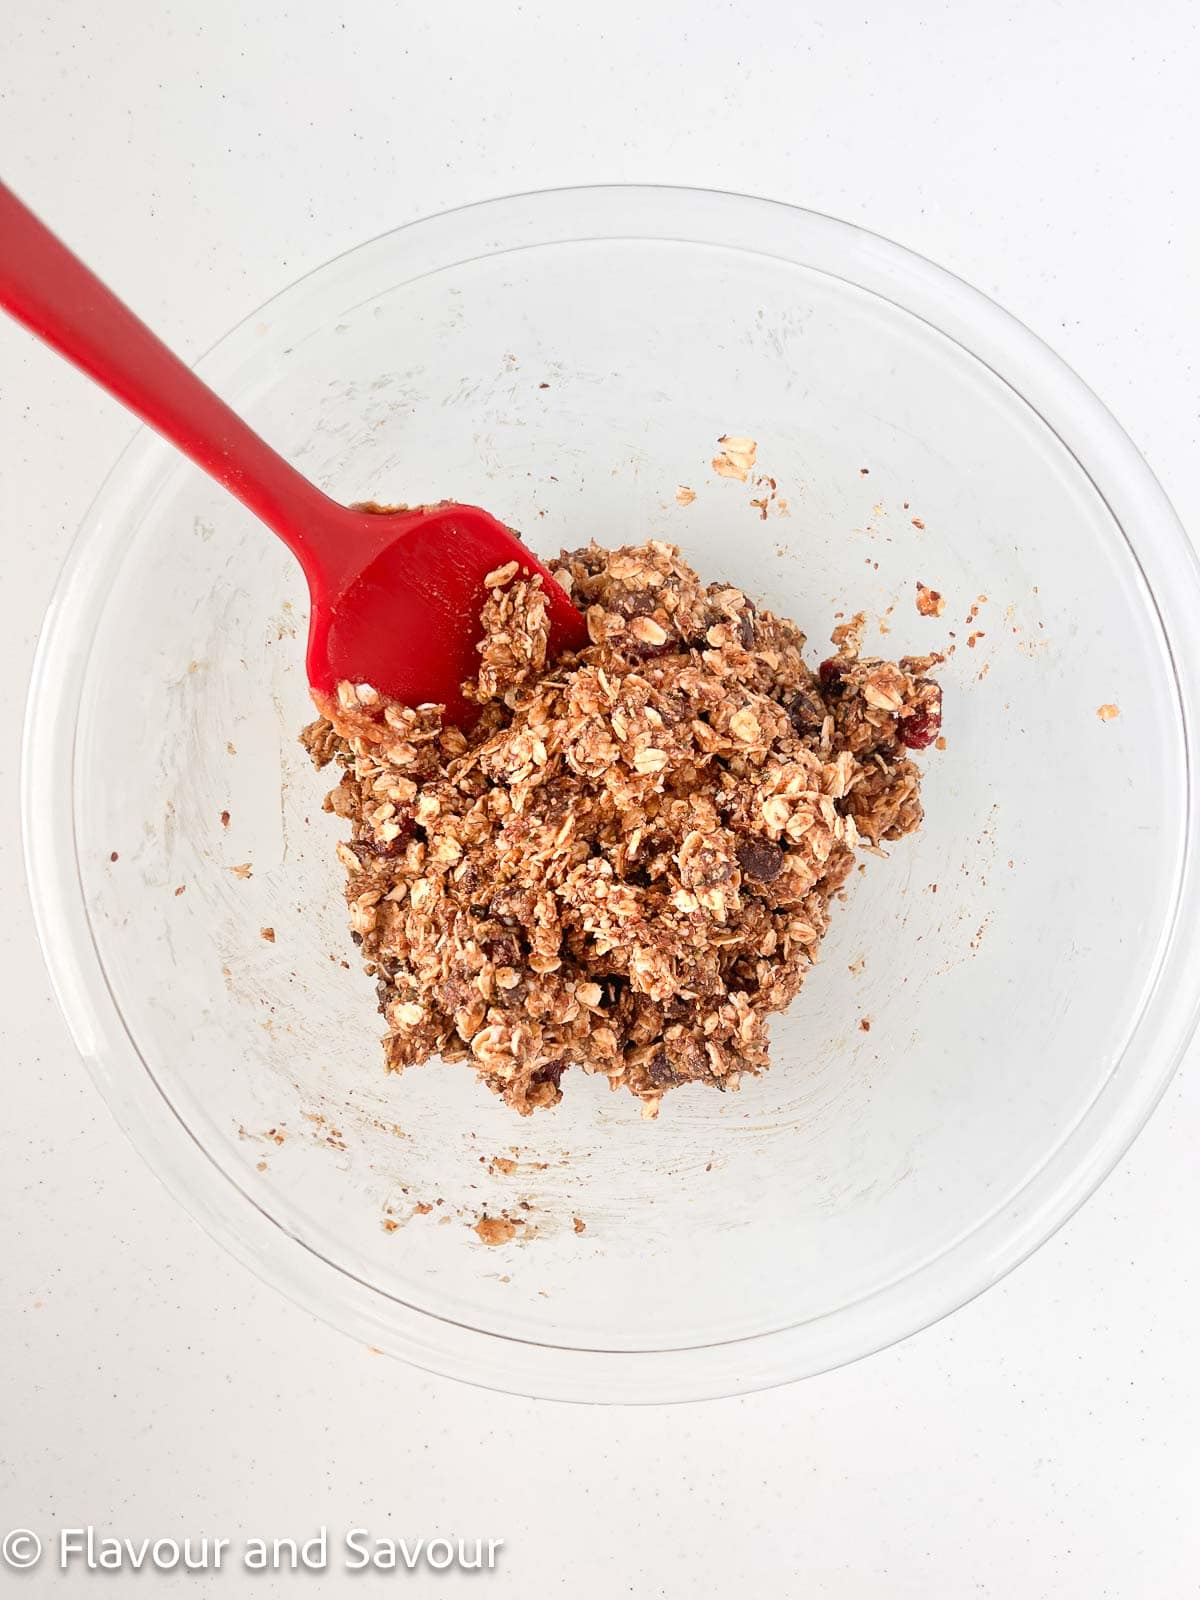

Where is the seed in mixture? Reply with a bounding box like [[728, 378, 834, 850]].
[[303, 541, 942, 1117]]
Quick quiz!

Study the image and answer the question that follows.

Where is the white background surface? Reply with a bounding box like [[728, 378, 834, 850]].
[[2, 2, 1198, 1594]]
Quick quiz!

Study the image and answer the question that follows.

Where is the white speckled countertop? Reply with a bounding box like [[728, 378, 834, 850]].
[[3, 2, 1198, 1593]]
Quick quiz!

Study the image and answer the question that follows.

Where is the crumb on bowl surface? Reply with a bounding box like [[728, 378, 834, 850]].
[[474, 1215, 518, 1246], [302, 541, 941, 1117], [710, 436, 758, 481]]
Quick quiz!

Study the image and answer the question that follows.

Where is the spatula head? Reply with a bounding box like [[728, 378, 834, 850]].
[[304, 502, 588, 727]]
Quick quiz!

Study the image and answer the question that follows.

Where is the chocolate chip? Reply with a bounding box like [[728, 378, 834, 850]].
[[736, 838, 785, 882]]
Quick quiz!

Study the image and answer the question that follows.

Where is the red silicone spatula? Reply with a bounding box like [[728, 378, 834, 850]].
[[0, 181, 587, 726]]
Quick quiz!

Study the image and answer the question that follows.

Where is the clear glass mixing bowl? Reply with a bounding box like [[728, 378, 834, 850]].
[[23, 187, 1200, 1402]]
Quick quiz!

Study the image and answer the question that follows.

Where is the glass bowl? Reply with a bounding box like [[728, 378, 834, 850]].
[[23, 186, 1200, 1403]]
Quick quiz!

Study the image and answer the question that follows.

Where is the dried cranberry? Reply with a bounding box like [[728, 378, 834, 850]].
[[818, 658, 847, 698], [899, 690, 942, 750]]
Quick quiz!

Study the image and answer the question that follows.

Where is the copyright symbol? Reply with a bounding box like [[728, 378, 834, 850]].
[[1, 1529, 42, 1570]]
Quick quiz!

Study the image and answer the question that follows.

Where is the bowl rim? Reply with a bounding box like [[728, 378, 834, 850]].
[[21, 183, 1200, 1403]]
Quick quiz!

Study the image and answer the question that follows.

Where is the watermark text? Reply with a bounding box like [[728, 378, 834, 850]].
[[0, 1526, 503, 1576]]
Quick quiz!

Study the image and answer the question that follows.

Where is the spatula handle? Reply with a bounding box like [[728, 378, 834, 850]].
[[0, 179, 332, 559]]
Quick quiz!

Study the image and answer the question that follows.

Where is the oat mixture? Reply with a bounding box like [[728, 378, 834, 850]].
[[303, 541, 942, 1117]]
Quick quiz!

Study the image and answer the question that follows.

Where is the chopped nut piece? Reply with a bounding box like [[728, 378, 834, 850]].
[[915, 582, 946, 618], [675, 485, 697, 506], [1097, 703, 1120, 721]]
